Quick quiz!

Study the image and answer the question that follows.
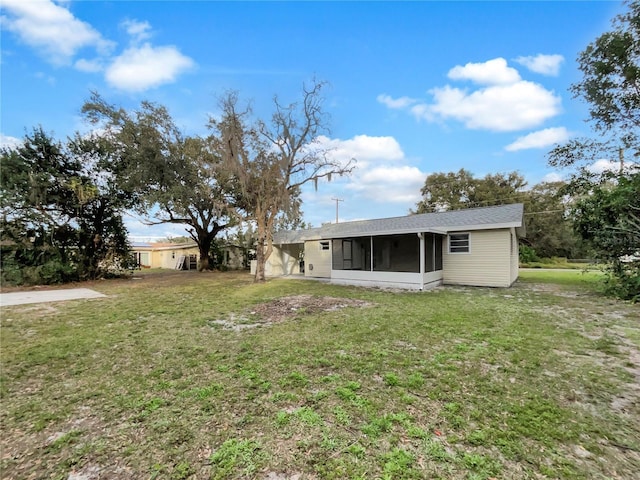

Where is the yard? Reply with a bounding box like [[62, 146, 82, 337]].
[[1, 270, 638, 479]]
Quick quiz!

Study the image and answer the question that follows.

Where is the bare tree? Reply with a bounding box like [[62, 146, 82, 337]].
[[210, 81, 355, 282]]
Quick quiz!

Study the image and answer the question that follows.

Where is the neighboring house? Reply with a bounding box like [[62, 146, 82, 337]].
[[265, 203, 525, 290], [130, 241, 249, 270], [219, 244, 250, 270], [130, 242, 200, 269]]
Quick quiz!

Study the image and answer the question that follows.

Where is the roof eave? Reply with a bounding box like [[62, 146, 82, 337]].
[[443, 221, 523, 233], [319, 222, 522, 239]]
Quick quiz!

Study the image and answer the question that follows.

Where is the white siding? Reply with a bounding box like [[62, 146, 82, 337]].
[[304, 240, 331, 278], [443, 229, 512, 287]]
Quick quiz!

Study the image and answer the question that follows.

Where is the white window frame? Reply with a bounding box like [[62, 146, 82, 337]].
[[320, 241, 330, 251], [449, 233, 470, 254]]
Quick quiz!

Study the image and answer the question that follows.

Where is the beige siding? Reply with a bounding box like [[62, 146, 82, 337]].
[[267, 245, 302, 276], [443, 229, 512, 287], [510, 228, 519, 285], [304, 240, 331, 278]]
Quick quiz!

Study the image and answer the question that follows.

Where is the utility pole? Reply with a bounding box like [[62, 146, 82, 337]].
[[331, 197, 344, 223], [619, 147, 624, 175]]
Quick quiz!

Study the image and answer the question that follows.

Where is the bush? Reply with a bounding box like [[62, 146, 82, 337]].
[[604, 261, 640, 302], [519, 245, 540, 263], [1, 250, 77, 286]]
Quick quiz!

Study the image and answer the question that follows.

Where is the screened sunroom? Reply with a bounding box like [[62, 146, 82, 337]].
[[329, 232, 444, 290]]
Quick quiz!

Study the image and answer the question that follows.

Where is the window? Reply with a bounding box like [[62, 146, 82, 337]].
[[320, 241, 330, 251], [449, 233, 469, 253], [135, 252, 150, 267]]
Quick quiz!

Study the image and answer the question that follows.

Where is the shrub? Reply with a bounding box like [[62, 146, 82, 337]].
[[519, 245, 540, 263]]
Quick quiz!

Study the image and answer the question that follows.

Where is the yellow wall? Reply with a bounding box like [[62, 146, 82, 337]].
[[443, 229, 513, 287], [131, 246, 200, 269], [152, 247, 200, 269]]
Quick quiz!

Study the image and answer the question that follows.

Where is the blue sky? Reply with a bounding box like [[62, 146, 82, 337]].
[[1, 0, 623, 240]]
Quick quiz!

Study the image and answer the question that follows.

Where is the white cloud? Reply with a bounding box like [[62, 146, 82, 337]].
[[379, 58, 562, 132], [313, 134, 405, 169], [2, 2, 194, 93], [121, 18, 152, 43], [308, 134, 426, 205], [376, 94, 417, 109], [541, 172, 564, 183], [347, 165, 426, 204], [74, 58, 103, 73], [587, 159, 637, 174], [0, 133, 22, 150], [447, 57, 521, 85], [1, 0, 114, 65], [505, 127, 570, 151], [105, 43, 195, 92], [515, 54, 564, 76], [413, 81, 561, 132]]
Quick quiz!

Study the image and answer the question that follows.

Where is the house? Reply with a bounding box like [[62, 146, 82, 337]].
[[130, 242, 200, 269], [265, 203, 525, 290], [129, 241, 249, 270]]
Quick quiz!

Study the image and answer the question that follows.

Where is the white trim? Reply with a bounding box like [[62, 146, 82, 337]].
[[329, 269, 443, 291], [319, 222, 520, 239], [418, 232, 425, 290], [131, 244, 198, 252], [448, 232, 470, 254]]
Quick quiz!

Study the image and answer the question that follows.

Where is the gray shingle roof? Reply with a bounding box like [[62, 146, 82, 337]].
[[273, 204, 524, 244], [272, 227, 324, 244]]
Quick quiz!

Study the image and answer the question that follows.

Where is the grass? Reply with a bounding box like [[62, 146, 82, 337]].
[[519, 268, 604, 288], [1, 270, 639, 479], [519, 257, 599, 270]]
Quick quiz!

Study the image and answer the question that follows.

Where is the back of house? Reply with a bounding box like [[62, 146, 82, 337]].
[[267, 203, 525, 290]]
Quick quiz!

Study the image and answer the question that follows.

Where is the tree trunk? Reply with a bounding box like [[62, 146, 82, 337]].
[[254, 206, 268, 282], [254, 236, 266, 282], [197, 232, 213, 272]]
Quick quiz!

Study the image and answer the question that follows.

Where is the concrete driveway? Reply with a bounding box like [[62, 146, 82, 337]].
[[0, 288, 106, 307]]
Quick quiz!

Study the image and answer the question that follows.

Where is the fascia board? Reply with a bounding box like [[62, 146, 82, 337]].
[[320, 226, 450, 239], [147, 244, 199, 251], [440, 222, 522, 233], [319, 223, 522, 239]]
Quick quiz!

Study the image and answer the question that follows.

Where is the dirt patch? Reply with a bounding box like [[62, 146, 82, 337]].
[[211, 294, 372, 330], [251, 294, 371, 323]]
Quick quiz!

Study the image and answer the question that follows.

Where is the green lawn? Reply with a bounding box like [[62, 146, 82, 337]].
[[519, 268, 604, 288], [1, 271, 638, 479]]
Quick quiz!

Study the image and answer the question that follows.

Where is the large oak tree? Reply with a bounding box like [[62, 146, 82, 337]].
[[82, 94, 236, 271], [0, 128, 131, 284]]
